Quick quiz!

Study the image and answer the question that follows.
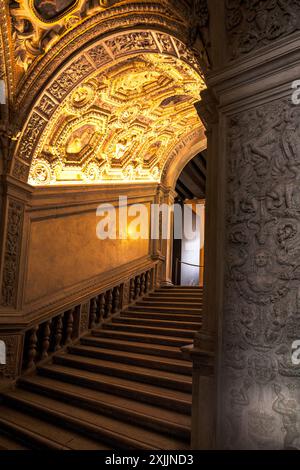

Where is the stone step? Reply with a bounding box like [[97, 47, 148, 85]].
[[157, 287, 203, 292], [53, 353, 192, 392], [148, 291, 203, 304], [136, 300, 203, 308], [103, 322, 198, 338], [38, 364, 192, 414], [113, 316, 201, 331], [91, 328, 194, 346], [121, 310, 201, 322], [82, 335, 188, 359], [0, 284, 202, 449], [70, 344, 192, 375], [0, 432, 28, 450], [128, 305, 200, 314], [0, 405, 109, 450], [19, 375, 191, 440], [2, 390, 188, 450]]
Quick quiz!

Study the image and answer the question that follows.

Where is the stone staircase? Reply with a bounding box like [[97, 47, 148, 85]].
[[0, 286, 203, 450]]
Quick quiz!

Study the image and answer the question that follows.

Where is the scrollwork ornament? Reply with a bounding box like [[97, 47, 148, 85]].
[[226, 0, 300, 59], [1, 201, 24, 307]]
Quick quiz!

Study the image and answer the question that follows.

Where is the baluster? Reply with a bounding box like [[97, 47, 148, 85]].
[[41, 320, 52, 360], [135, 275, 141, 299], [106, 289, 113, 318], [98, 293, 106, 323], [140, 273, 146, 296], [65, 308, 74, 344], [90, 298, 97, 329], [26, 325, 39, 370], [113, 286, 120, 313], [146, 270, 151, 293], [129, 278, 135, 303], [54, 314, 63, 351]]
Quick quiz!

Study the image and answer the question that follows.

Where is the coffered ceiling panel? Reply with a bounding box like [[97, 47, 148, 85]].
[[28, 51, 205, 185]]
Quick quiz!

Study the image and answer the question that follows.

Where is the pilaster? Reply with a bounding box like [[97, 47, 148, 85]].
[[206, 2, 300, 450]]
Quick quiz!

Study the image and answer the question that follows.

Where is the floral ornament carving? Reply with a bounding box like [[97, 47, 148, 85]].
[[187, 0, 210, 70], [1, 200, 24, 307], [221, 99, 300, 450], [9, 0, 127, 71], [226, 0, 300, 59]]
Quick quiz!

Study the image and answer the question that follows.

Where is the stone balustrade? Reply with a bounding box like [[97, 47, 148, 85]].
[[21, 266, 156, 373]]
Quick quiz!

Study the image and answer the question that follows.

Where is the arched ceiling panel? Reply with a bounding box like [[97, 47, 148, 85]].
[[28, 52, 205, 185], [11, 29, 206, 185]]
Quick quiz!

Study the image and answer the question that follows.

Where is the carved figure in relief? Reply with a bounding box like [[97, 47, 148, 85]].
[[240, 303, 286, 349], [226, 379, 251, 448], [248, 354, 277, 386], [273, 384, 300, 449], [276, 223, 300, 270], [243, 116, 280, 177], [224, 340, 247, 370], [246, 250, 274, 294]]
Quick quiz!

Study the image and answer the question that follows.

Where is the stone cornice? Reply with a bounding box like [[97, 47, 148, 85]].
[[207, 31, 300, 109]]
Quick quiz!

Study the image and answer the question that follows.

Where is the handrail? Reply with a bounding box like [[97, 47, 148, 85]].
[[176, 258, 204, 268], [175, 257, 204, 285]]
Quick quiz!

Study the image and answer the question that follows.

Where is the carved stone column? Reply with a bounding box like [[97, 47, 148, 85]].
[[186, 89, 220, 449], [207, 1, 300, 450], [159, 185, 177, 286]]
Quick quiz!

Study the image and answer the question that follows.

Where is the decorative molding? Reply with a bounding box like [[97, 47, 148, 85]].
[[195, 88, 218, 131], [11, 2, 187, 91], [1, 200, 24, 308], [161, 127, 203, 183], [0, 0, 15, 100], [187, 0, 210, 71]]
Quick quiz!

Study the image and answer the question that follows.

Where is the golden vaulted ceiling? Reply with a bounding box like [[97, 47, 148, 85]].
[[0, 1, 208, 186]]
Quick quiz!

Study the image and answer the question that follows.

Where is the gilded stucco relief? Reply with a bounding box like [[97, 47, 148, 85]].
[[9, 0, 204, 73], [10, 30, 205, 186], [28, 53, 204, 185], [222, 99, 300, 449]]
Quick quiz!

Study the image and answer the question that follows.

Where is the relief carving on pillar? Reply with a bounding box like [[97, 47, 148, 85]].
[[187, 0, 210, 70], [226, 0, 300, 59], [1, 200, 24, 307], [222, 99, 300, 450]]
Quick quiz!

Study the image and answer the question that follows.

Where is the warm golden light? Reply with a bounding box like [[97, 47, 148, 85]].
[[28, 53, 205, 186]]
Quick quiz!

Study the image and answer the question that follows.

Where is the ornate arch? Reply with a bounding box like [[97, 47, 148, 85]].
[[11, 26, 206, 185], [161, 126, 207, 189], [13, 2, 197, 110]]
